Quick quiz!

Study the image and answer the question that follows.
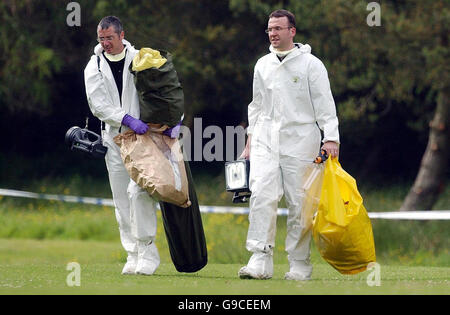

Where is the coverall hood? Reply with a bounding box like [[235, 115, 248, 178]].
[[269, 42, 312, 55]]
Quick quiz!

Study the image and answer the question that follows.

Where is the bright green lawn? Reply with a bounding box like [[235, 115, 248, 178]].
[[0, 176, 448, 295], [0, 239, 448, 295]]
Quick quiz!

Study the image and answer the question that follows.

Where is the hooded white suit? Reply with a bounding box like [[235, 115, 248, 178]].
[[241, 43, 339, 279], [84, 39, 160, 275]]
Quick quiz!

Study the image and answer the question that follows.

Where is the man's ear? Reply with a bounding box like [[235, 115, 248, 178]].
[[120, 31, 125, 40], [290, 27, 296, 38]]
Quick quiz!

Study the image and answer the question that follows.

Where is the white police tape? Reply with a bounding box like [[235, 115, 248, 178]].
[[367, 210, 450, 220], [0, 188, 115, 207], [0, 188, 449, 220]]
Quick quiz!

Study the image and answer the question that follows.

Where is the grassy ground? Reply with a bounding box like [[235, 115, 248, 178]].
[[0, 198, 448, 266], [0, 239, 448, 295], [0, 173, 448, 295]]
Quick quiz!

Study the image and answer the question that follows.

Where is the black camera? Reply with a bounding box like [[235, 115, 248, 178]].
[[65, 126, 107, 159]]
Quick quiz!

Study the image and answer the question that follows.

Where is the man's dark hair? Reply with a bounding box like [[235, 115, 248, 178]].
[[98, 16, 123, 35], [269, 9, 296, 28]]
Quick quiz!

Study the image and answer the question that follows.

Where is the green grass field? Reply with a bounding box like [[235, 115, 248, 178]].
[[0, 239, 448, 295], [0, 175, 449, 295]]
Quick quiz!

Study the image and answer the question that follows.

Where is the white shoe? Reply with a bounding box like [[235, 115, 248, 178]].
[[238, 266, 272, 279], [238, 252, 273, 280], [121, 254, 138, 275], [284, 259, 312, 281], [136, 259, 159, 276], [135, 241, 160, 276]]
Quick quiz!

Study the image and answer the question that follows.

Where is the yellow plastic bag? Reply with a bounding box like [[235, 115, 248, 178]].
[[132, 48, 167, 72], [312, 158, 376, 275]]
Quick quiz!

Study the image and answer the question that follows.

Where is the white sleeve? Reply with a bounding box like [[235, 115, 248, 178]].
[[84, 56, 126, 127], [308, 58, 340, 143], [247, 62, 263, 135]]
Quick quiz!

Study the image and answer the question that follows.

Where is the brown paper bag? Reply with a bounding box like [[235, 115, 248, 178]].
[[114, 128, 191, 208]]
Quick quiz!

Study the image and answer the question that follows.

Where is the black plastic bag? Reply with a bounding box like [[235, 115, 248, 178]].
[[159, 161, 208, 272]]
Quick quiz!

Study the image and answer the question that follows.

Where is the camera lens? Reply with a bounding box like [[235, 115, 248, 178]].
[[65, 126, 82, 145]]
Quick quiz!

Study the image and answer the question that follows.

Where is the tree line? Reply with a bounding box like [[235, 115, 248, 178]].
[[0, 0, 448, 209]]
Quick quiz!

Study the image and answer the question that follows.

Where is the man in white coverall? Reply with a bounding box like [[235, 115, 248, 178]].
[[239, 10, 340, 280], [84, 16, 160, 276]]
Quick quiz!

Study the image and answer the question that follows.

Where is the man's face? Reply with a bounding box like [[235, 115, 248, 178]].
[[97, 26, 124, 55], [267, 17, 296, 51]]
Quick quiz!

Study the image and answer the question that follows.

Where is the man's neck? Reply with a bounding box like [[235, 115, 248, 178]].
[[115, 45, 125, 55], [277, 43, 295, 52], [105, 46, 126, 61]]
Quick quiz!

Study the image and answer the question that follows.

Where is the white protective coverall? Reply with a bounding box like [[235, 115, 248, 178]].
[[84, 39, 160, 275], [244, 43, 339, 279]]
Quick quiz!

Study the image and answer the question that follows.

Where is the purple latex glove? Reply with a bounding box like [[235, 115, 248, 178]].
[[121, 114, 149, 134], [163, 120, 182, 138]]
